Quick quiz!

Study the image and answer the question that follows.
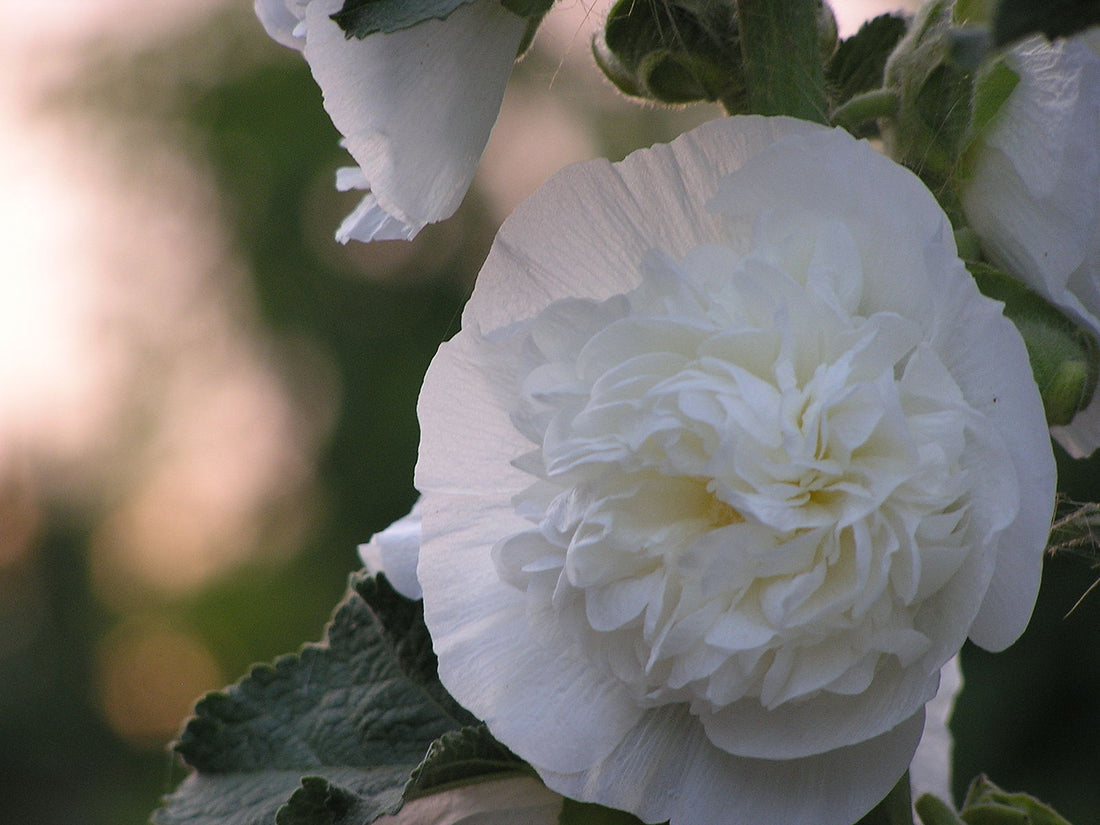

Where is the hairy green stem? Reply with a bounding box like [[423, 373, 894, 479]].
[[734, 0, 828, 121]]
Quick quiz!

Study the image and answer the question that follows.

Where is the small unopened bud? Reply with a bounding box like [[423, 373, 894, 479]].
[[959, 775, 1074, 825]]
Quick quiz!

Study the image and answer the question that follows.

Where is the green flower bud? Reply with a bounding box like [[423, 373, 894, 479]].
[[958, 775, 1074, 825], [593, 0, 833, 110], [595, 0, 745, 107]]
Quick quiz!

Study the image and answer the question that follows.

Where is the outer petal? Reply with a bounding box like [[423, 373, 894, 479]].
[[962, 31, 1100, 456], [539, 705, 925, 825], [358, 501, 423, 600], [301, 0, 526, 242], [919, 240, 1056, 651]]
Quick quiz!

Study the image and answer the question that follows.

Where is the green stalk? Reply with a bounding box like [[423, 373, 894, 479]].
[[733, 0, 828, 122]]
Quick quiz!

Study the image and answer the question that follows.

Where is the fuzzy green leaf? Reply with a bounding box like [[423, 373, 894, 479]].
[[404, 724, 533, 801], [153, 573, 472, 825], [827, 14, 908, 105]]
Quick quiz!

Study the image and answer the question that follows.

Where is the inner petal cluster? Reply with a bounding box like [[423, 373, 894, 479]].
[[493, 221, 979, 715]]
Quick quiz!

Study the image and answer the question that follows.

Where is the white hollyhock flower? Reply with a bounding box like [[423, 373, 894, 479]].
[[254, 0, 526, 242], [415, 116, 1055, 825], [358, 501, 423, 599], [961, 29, 1100, 457]]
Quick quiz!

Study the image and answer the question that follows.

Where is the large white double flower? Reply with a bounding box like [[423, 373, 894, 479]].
[[962, 29, 1100, 457], [255, 0, 526, 242], [416, 116, 1055, 825]]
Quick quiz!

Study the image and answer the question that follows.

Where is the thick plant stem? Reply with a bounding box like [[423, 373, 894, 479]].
[[734, 0, 828, 122]]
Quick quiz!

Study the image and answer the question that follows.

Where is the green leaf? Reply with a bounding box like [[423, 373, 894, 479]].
[[826, 14, 908, 108], [992, 0, 1100, 48], [558, 798, 654, 825], [154, 572, 473, 825], [277, 775, 405, 825], [404, 725, 534, 801], [331, 0, 478, 39]]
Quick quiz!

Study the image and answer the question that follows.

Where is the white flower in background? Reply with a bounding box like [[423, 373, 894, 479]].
[[375, 777, 563, 825], [358, 501, 423, 599], [415, 116, 1055, 825], [962, 29, 1100, 457], [909, 656, 962, 804], [254, 0, 527, 242]]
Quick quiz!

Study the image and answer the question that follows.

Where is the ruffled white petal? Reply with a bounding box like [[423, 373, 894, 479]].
[[299, 0, 526, 242], [358, 501, 423, 600]]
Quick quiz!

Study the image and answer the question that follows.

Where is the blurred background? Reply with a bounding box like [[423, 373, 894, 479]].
[[1, 1, 1099, 823]]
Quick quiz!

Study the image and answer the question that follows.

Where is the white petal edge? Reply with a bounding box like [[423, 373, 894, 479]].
[[538, 703, 925, 825], [358, 501, 423, 600]]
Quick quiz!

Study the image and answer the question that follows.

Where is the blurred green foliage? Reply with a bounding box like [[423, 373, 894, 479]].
[[2, 5, 1100, 825]]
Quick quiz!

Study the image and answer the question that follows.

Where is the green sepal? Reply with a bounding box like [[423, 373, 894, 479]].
[[955, 56, 1019, 177], [880, 0, 1023, 222], [558, 798, 655, 825], [404, 725, 535, 802], [331, 0, 478, 38], [881, 0, 973, 216], [954, 0, 995, 25], [969, 262, 1100, 426], [958, 775, 1074, 825], [153, 572, 474, 825], [826, 13, 908, 132], [967, 57, 1018, 138], [992, 0, 1100, 48], [916, 794, 967, 825]]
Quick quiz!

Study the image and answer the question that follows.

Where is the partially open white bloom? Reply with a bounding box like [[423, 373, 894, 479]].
[[254, 0, 526, 242], [962, 29, 1100, 457], [358, 501, 423, 599], [416, 116, 1054, 825]]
